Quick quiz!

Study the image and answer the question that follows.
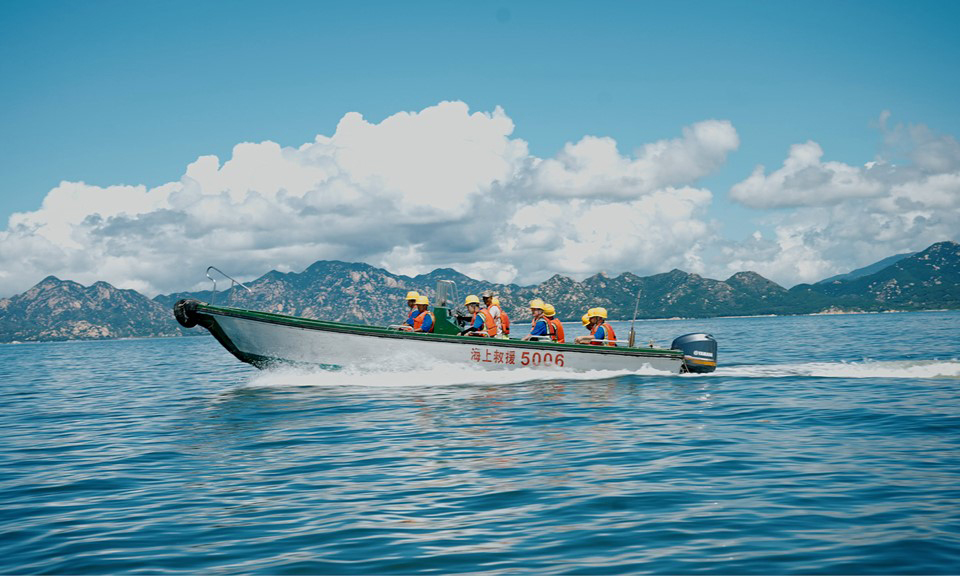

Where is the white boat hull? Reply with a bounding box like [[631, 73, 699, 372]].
[[175, 300, 688, 374], [215, 314, 683, 373]]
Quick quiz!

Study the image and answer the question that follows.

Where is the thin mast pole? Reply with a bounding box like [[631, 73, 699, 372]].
[[628, 287, 642, 347]]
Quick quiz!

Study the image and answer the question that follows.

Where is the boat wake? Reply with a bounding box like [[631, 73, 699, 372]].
[[713, 359, 960, 379]]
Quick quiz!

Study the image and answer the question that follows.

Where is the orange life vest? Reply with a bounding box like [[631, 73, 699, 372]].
[[488, 304, 506, 336], [500, 309, 510, 335], [589, 323, 600, 346], [591, 322, 617, 346], [547, 317, 565, 343], [471, 309, 497, 337], [413, 310, 434, 333]]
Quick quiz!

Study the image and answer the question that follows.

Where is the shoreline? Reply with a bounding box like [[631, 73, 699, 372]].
[[597, 308, 955, 323], [3, 309, 957, 345]]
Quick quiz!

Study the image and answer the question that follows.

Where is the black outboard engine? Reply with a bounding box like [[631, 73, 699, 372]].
[[671, 333, 718, 373]]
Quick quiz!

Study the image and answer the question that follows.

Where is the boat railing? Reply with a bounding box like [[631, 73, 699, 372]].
[[526, 336, 636, 346], [206, 266, 254, 306]]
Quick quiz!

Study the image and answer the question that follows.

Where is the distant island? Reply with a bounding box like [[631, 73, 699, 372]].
[[1, 241, 958, 343]]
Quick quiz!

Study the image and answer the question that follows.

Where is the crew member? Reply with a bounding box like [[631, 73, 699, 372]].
[[542, 303, 565, 343], [492, 297, 510, 338], [461, 295, 497, 337], [481, 291, 506, 338], [412, 295, 434, 333], [574, 309, 598, 344], [403, 291, 420, 329], [590, 307, 617, 346], [522, 299, 550, 341]]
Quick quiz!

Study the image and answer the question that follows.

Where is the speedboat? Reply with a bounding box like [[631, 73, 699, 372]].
[[173, 276, 717, 374]]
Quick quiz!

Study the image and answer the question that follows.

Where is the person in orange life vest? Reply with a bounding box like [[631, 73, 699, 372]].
[[461, 295, 497, 337], [492, 297, 510, 337], [590, 307, 617, 346], [481, 290, 506, 338], [542, 303, 565, 343], [411, 295, 434, 333], [522, 299, 550, 341], [574, 309, 598, 344], [399, 290, 420, 331]]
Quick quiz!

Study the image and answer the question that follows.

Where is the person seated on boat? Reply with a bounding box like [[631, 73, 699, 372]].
[[492, 297, 510, 339], [542, 303, 565, 343], [411, 295, 434, 333], [590, 307, 617, 347], [481, 291, 506, 338], [402, 291, 420, 329], [522, 299, 550, 341], [574, 309, 598, 344], [460, 295, 497, 337]]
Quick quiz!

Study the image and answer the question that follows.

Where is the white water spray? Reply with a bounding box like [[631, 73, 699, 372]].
[[242, 355, 675, 389], [713, 359, 960, 379]]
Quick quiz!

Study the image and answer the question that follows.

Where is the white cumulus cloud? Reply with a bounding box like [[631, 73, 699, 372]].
[[533, 120, 738, 199], [730, 141, 885, 209], [720, 116, 960, 285], [0, 102, 740, 297]]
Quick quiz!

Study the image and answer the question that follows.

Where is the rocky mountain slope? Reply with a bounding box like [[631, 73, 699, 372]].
[[816, 252, 916, 284], [794, 241, 960, 311], [153, 264, 798, 326], [2, 241, 957, 343], [0, 276, 185, 342], [157, 241, 960, 326]]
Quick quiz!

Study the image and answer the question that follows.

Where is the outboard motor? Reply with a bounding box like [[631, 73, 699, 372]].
[[671, 333, 718, 373]]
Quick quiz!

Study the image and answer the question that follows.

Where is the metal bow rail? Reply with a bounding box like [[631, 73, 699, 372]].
[[206, 266, 253, 305]]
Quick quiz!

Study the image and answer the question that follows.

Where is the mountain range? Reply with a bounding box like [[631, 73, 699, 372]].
[[2, 241, 958, 343]]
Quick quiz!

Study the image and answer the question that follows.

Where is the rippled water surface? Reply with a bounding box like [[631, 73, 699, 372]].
[[2, 311, 959, 574]]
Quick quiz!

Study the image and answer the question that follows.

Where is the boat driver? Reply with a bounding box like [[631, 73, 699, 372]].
[[461, 295, 497, 337], [522, 299, 550, 341]]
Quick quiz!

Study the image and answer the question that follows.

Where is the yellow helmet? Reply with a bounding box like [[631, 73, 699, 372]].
[[529, 298, 545, 310], [593, 307, 608, 319], [465, 295, 480, 306], [415, 295, 429, 306], [405, 291, 420, 301], [542, 303, 556, 316], [581, 314, 590, 326], [491, 297, 501, 306]]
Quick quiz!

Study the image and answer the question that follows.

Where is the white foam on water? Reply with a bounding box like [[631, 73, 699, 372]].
[[713, 359, 960, 379], [242, 356, 675, 389]]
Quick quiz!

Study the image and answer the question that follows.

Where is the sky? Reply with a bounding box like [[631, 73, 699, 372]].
[[1, 0, 959, 297]]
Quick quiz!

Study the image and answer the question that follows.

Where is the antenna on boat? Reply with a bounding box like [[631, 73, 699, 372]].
[[628, 287, 642, 347]]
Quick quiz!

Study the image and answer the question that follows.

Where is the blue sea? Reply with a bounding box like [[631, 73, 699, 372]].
[[2, 311, 959, 574]]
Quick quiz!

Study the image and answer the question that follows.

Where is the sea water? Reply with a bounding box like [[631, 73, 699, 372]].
[[1, 311, 958, 574]]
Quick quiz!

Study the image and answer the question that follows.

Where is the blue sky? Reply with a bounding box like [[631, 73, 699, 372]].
[[1, 1, 959, 296]]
